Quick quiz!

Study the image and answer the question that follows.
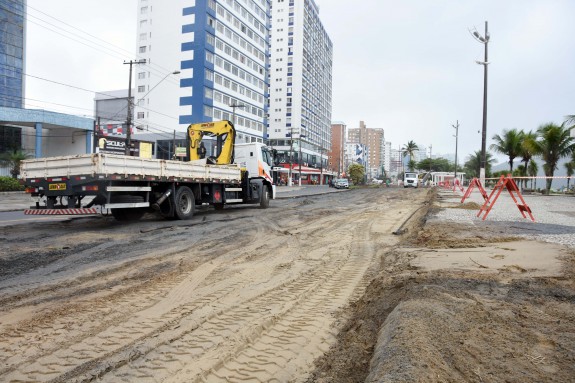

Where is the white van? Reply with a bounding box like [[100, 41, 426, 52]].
[[403, 172, 419, 188]]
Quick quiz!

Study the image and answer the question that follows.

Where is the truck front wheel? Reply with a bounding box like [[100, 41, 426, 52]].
[[174, 186, 194, 220], [260, 185, 270, 209]]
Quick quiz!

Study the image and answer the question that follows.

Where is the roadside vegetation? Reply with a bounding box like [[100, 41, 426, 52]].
[[401, 118, 574, 194], [0, 176, 24, 192]]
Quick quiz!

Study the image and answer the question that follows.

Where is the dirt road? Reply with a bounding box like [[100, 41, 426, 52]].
[[0, 187, 428, 382]]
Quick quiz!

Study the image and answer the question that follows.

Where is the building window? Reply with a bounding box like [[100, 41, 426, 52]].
[[138, 85, 145, 92], [138, 72, 146, 79], [206, 33, 215, 46], [205, 69, 214, 82], [139, 45, 146, 53], [137, 112, 145, 119]]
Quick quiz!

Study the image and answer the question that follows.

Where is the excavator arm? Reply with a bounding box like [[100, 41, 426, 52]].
[[188, 120, 236, 164]]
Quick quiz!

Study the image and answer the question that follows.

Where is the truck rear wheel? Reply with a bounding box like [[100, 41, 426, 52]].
[[174, 186, 194, 220], [260, 185, 270, 209]]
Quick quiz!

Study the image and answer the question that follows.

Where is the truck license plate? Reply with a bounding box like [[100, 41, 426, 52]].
[[49, 183, 67, 191]]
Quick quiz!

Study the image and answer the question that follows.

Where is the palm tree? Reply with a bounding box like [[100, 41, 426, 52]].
[[531, 123, 575, 193], [464, 150, 495, 179], [565, 151, 575, 191], [402, 141, 419, 160], [0, 150, 33, 179], [527, 159, 538, 190], [401, 140, 419, 173], [519, 130, 537, 174], [490, 128, 523, 172], [514, 164, 528, 189], [565, 161, 574, 191]]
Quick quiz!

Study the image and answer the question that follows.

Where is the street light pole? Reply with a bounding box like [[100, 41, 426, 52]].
[[288, 127, 294, 186], [230, 103, 245, 126], [453, 120, 459, 178], [124, 59, 146, 155], [472, 21, 490, 185]]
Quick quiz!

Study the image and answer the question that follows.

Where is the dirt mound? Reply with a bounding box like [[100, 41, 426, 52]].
[[307, 193, 575, 382]]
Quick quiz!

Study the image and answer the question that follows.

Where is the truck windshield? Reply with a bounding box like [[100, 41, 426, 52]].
[[261, 148, 273, 166]]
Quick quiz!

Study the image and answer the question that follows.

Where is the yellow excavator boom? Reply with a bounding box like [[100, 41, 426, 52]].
[[188, 120, 236, 164]]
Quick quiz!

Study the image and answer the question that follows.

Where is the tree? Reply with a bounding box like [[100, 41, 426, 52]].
[[527, 159, 539, 190], [490, 128, 523, 172], [407, 159, 416, 172], [347, 163, 365, 185], [514, 164, 528, 189], [463, 150, 495, 179], [519, 130, 537, 175], [565, 161, 574, 190], [565, 151, 575, 191], [0, 150, 32, 179], [418, 157, 454, 172], [402, 141, 419, 164], [531, 123, 575, 193]]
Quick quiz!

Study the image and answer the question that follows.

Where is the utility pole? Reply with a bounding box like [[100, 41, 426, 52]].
[[472, 21, 490, 185], [453, 120, 459, 178], [318, 146, 326, 185], [124, 59, 146, 155], [172, 130, 176, 160]]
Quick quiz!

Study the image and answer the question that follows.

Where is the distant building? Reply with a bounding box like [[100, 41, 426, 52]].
[[347, 121, 385, 178], [344, 142, 369, 176], [383, 141, 391, 176], [267, 0, 333, 170], [0, 0, 25, 109], [329, 122, 346, 176]]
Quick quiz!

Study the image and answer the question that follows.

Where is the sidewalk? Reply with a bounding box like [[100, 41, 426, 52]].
[[0, 185, 344, 212]]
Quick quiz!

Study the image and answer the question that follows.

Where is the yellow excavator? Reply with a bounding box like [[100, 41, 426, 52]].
[[188, 120, 236, 164]]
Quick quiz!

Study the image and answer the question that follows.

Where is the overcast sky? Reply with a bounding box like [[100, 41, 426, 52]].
[[25, 0, 575, 163]]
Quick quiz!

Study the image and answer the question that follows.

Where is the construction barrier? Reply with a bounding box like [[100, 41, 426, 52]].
[[476, 174, 535, 222], [461, 178, 489, 203]]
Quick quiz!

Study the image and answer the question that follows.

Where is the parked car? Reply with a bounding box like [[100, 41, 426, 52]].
[[334, 178, 349, 189]]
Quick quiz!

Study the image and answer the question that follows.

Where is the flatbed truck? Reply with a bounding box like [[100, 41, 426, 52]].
[[20, 121, 276, 221]]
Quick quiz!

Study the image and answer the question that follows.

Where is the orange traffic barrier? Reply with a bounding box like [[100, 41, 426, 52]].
[[461, 177, 488, 203], [477, 174, 535, 222]]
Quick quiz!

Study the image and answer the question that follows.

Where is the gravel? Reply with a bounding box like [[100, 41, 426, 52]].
[[430, 189, 575, 249]]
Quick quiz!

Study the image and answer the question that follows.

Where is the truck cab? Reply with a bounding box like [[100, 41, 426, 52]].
[[403, 172, 419, 188], [234, 142, 276, 200]]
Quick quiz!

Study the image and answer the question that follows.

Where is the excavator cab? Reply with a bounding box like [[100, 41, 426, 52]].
[[188, 120, 236, 164]]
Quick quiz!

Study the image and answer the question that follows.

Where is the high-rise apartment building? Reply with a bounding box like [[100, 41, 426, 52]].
[[134, 0, 270, 145], [0, 0, 26, 109], [267, 0, 333, 170], [347, 121, 385, 177]]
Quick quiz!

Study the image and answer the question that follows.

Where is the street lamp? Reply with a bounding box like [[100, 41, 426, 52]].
[[471, 21, 490, 185]]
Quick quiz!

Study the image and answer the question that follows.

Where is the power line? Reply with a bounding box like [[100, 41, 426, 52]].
[[0, 0, 180, 87]]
